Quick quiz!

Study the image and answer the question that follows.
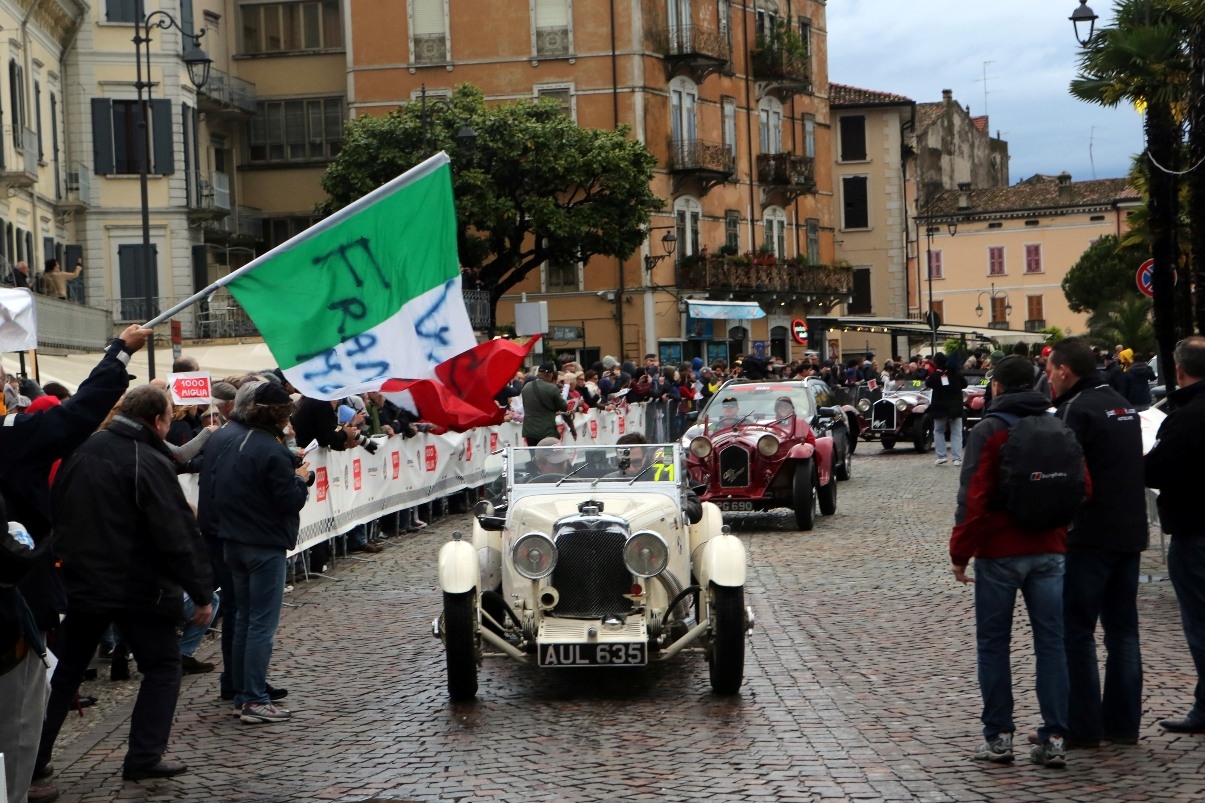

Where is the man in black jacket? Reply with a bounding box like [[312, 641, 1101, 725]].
[[1146, 335, 1205, 733], [1, 325, 147, 803], [1047, 337, 1146, 747], [36, 384, 214, 782]]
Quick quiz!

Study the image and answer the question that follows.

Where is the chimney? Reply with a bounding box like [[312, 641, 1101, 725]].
[[942, 89, 953, 105], [1058, 171, 1073, 203], [958, 182, 972, 210]]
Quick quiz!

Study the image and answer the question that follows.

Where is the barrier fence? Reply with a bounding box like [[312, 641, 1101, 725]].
[[180, 403, 648, 556]]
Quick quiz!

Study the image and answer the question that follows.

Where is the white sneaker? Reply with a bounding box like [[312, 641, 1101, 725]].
[[952, 458, 962, 466], [935, 457, 949, 465]]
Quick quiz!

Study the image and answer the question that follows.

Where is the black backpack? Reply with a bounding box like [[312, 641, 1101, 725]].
[[988, 411, 1086, 530]]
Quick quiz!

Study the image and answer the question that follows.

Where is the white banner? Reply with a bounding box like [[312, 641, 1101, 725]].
[[181, 404, 647, 555], [0, 287, 38, 352]]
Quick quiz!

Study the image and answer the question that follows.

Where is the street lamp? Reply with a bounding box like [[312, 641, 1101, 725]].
[[975, 282, 1013, 326], [923, 218, 958, 355], [418, 84, 478, 155], [643, 229, 678, 273], [1070, 0, 1099, 46], [135, 2, 211, 379]]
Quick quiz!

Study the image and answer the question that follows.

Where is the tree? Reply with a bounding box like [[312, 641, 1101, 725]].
[[1071, 0, 1191, 390], [1086, 295, 1156, 354], [1062, 234, 1148, 313], [319, 85, 663, 332]]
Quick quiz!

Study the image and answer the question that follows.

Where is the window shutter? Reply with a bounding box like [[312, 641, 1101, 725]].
[[150, 99, 173, 174], [91, 99, 115, 174], [839, 116, 866, 161], [118, 243, 159, 319], [182, 102, 192, 203], [849, 267, 872, 315], [412, 0, 444, 35], [180, 0, 195, 41], [192, 243, 209, 293], [842, 176, 868, 229], [535, 0, 568, 28], [107, 0, 137, 23]]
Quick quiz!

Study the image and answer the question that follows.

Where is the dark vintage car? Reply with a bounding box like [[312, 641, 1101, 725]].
[[682, 380, 838, 531], [801, 377, 854, 480], [854, 379, 933, 452]]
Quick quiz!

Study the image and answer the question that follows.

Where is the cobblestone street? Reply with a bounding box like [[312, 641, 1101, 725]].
[[42, 446, 1201, 802]]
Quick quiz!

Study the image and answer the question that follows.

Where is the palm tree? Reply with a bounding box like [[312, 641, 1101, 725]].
[[1071, 0, 1191, 390], [1087, 296, 1157, 354]]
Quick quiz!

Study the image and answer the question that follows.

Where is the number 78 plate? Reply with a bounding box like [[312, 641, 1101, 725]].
[[538, 642, 647, 666]]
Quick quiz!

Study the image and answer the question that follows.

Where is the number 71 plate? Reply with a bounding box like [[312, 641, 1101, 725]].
[[538, 642, 647, 666]]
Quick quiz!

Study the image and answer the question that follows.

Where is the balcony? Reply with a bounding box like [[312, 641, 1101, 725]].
[[662, 24, 731, 82], [676, 253, 853, 308], [0, 127, 38, 188], [751, 32, 812, 99], [197, 67, 256, 117], [1024, 319, 1047, 331], [61, 164, 92, 210], [756, 153, 816, 202], [462, 288, 491, 330], [668, 139, 734, 195], [203, 204, 262, 244], [186, 170, 228, 224]]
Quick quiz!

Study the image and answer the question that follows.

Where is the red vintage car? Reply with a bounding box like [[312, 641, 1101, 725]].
[[684, 381, 837, 531]]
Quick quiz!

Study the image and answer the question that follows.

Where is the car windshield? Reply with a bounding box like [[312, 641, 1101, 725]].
[[510, 444, 682, 485], [698, 384, 814, 433]]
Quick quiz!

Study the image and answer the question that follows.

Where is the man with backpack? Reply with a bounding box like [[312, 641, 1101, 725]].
[[1047, 337, 1145, 748], [950, 355, 1087, 769]]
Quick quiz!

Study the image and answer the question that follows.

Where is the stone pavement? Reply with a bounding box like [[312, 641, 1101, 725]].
[[38, 446, 1202, 803]]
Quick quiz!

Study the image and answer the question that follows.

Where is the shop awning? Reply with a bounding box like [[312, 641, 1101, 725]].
[[687, 300, 766, 320]]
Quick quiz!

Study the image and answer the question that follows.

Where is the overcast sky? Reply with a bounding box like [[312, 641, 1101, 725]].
[[826, 0, 1144, 184]]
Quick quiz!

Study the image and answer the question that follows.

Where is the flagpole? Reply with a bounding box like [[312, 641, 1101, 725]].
[[139, 152, 452, 330]]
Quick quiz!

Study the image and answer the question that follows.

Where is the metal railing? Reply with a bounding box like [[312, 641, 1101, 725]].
[[669, 138, 735, 176], [112, 293, 261, 339], [463, 287, 491, 330], [676, 255, 853, 297], [197, 67, 257, 114], [0, 125, 38, 181], [756, 153, 816, 190], [666, 24, 731, 62], [65, 164, 92, 206], [750, 45, 811, 85], [32, 295, 113, 351]]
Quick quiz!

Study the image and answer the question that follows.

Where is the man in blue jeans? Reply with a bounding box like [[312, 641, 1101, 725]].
[[204, 381, 312, 724], [949, 356, 1071, 768], [1047, 337, 1145, 747]]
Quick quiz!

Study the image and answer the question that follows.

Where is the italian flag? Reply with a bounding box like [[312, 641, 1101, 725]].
[[223, 153, 534, 430]]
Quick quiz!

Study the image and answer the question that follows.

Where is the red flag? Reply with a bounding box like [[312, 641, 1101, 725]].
[[381, 336, 541, 431]]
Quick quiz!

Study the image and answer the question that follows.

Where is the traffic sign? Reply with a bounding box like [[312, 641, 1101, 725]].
[[169, 371, 212, 405], [791, 318, 809, 344], [925, 310, 942, 330], [1136, 259, 1155, 298]]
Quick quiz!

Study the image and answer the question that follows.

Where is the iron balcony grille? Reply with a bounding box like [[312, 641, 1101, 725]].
[[719, 445, 750, 488], [551, 529, 632, 618], [871, 400, 897, 431]]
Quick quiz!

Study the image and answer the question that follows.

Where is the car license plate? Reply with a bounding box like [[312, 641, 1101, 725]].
[[716, 501, 754, 511], [538, 643, 647, 667]]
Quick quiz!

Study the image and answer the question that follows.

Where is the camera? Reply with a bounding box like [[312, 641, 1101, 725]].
[[352, 430, 378, 454], [616, 447, 631, 472]]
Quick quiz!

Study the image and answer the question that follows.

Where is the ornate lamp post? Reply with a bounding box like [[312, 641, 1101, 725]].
[[135, 0, 211, 378], [418, 84, 478, 155], [643, 229, 678, 273], [975, 282, 1013, 327]]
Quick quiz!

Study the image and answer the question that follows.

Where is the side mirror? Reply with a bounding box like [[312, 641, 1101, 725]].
[[818, 406, 840, 418], [473, 499, 495, 517], [477, 515, 507, 531]]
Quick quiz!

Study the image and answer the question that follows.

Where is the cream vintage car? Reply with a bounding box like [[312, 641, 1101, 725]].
[[433, 442, 752, 701]]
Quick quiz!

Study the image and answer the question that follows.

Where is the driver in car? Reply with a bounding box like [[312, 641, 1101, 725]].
[[715, 395, 742, 428], [520, 435, 572, 481], [774, 396, 795, 422]]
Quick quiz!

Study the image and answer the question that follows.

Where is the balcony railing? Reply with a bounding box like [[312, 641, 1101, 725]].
[[676, 254, 853, 297], [197, 67, 257, 114], [666, 24, 731, 63], [1024, 319, 1047, 331], [0, 126, 38, 186], [462, 288, 491, 330], [756, 153, 816, 191], [65, 164, 92, 207], [750, 45, 811, 86], [669, 139, 735, 176], [988, 320, 1010, 330], [112, 293, 261, 339]]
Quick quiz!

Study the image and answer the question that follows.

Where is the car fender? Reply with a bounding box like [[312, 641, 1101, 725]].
[[784, 441, 815, 461], [812, 436, 834, 485], [841, 405, 862, 435], [473, 519, 503, 590], [688, 500, 724, 555], [438, 539, 479, 594], [694, 531, 747, 588]]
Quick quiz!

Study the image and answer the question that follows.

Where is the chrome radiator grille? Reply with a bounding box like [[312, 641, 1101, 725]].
[[551, 529, 632, 618], [872, 400, 897, 431], [719, 445, 750, 487]]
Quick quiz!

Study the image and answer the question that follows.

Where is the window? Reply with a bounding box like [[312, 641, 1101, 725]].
[[34, 80, 42, 159], [797, 16, 811, 56], [805, 218, 819, 264], [410, 0, 448, 63], [670, 77, 698, 147], [841, 175, 868, 229], [718, 0, 732, 49], [849, 267, 872, 315], [838, 115, 866, 161], [763, 206, 786, 258], [241, 1, 343, 54], [1027, 294, 1044, 323], [535, 86, 573, 118], [533, 0, 570, 57], [991, 296, 1008, 325], [106, 0, 139, 23], [91, 98, 174, 175], [1025, 243, 1042, 273], [803, 114, 815, 159], [544, 258, 579, 291], [988, 246, 1005, 276], [758, 96, 783, 155], [722, 97, 736, 157], [928, 249, 943, 280], [674, 196, 702, 258], [755, 0, 778, 37], [725, 209, 740, 250], [9, 60, 26, 151], [248, 97, 345, 164]]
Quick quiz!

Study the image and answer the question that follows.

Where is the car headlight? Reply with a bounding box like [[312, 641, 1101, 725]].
[[895, 398, 908, 411], [757, 434, 780, 456], [624, 530, 668, 578], [856, 399, 870, 412], [512, 533, 557, 580], [690, 436, 713, 458]]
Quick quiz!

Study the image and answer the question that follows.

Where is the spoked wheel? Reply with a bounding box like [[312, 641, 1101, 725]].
[[817, 469, 837, 516], [442, 590, 479, 702], [707, 582, 746, 695], [792, 458, 815, 531], [913, 417, 934, 453]]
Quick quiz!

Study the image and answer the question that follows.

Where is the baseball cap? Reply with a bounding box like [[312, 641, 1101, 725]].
[[253, 381, 293, 406], [991, 355, 1035, 391], [535, 435, 571, 464], [538, 362, 557, 374], [721, 395, 738, 405]]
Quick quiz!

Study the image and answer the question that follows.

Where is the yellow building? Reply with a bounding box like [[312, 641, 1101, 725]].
[[917, 173, 1140, 338]]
